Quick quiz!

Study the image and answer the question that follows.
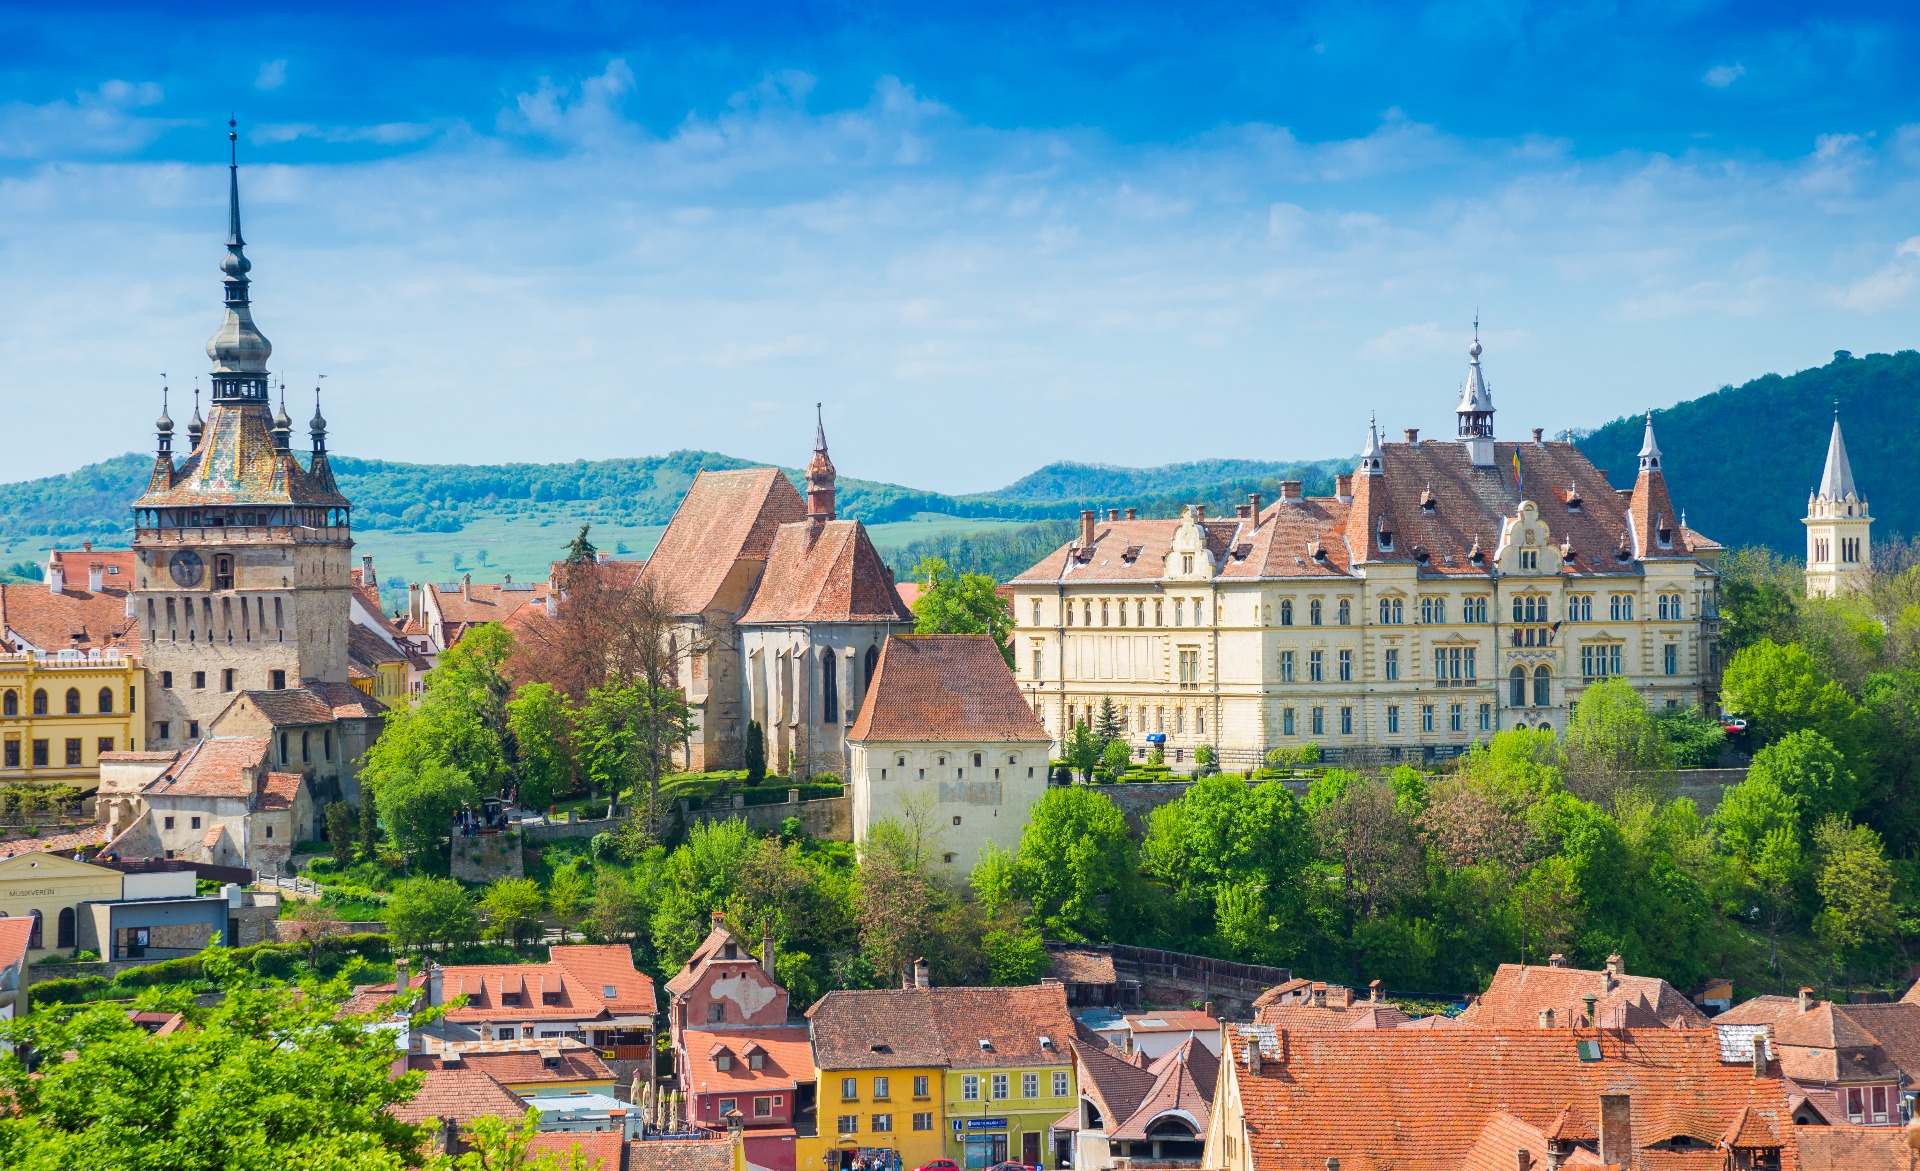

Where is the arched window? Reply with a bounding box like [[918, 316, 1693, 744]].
[[57, 907, 75, 949], [27, 910, 42, 950], [864, 645, 880, 689], [32, 690, 48, 715], [1309, 599, 1323, 626], [1337, 599, 1351, 626], [64, 688, 81, 714], [1534, 666, 1552, 708], [1509, 666, 1527, 708], [821, 648, 839, 725], [98, 687, 114, 714], [2, 691, 14, 716], [1279, 600, 1293, 626]]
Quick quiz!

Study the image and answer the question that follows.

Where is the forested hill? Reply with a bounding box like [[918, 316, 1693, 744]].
[[1578, 349, 1920, 555], [0, 448, 1346, 545]]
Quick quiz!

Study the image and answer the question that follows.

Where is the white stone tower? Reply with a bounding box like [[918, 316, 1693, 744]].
[[1804, 411, 1871, 598]]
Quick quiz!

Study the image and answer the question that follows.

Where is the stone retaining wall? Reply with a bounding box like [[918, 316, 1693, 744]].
[[681, 794, 852, 842]]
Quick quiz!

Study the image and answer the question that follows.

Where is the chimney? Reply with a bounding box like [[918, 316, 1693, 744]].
[[1369, 980, 1381, 1002], [1798, 987, 1813, 1012], [762, 928, 777, 978], [361, 554, 375, 584], [1516, 1150, 1532, 1171], [503, 573, 511, 585], [1597, 1094, 1631, 1168], [427, 962, 443, 1009], [409, 582, 423, 626], [1249, 492, 1262, 518], [1547, 953, 1566, 969], [1326, 1160, 1339, 1171], [1752, 1033, 1770, 1077], [395, 957, 410, 997], [1581, 994, 1596, 1027], [1107, 509, 1120, 522], [1203, 999, 1215, 1018], [1125, 508, 1137, 520], [1243, 1037, 1262, 1075], [1080, 510, 1097, 548], [1193, 505, 1205, 521], [88, 561, 104, 592], [1532, 427, 1544, 445], [1280, 480, 1302, 501], [1335, 474, 1353, 501], [1311, 983, 1326, 1008], [1235, 505, 1250, 519], [441, 1115, 462, 1157], [1404, 428, 1419, 443], [1538, 1008, 1555, 1028], [597, 550, 611, 565], [902, 970, 915, 989], [712, 909, 726, 927], [914, 957, 929, 989], [461, 572, 471, 601], [82, 540, 92, 553], [46, 556, 63, 595], [1606, 954, 1625, 978]]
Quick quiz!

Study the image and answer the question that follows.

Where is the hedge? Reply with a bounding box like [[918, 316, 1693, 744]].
[[27, 932, 392, 1004]]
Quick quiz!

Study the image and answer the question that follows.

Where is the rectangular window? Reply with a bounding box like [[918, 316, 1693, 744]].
[[65, 738, 82, 766], [1478, 703, 1492, 731], [1386, 705, 1400, 734], [190, 816, 201, 830], [1022, 1073, 1039, 1098], [1279, 651, 1295, 683], [221, 668, 235, 692], [841, 1078, 858, 1101], [1282, 707, 1295, 736], [991, 1074, 1009, 1099], [1450, 703, 1463, 733], [1174, 599, 1184, 626], [1032, 647, 1043, 681], [1309, 651, 1323, 682], [161, 671, 173, 689], [155, 721, 169, 742], [913, 1076, 929, 1098], [2, 741, 16, 768], [163, 816, 175, 830], [1032, 600, 1042, 626], [913, 1112, 934, 1131], [1310, 707, 1324, 736], [871, 1114, 893, 1133], [1421, 705, 1434, 733], [837, 1116, 859, 1135], [1053, 1072, 1070, 1097], [192, 671, 206, 689], [754, 1097, 772, 1118], [1421, 597, 1434, 624], [1179, 649, 1200, 689], [1664, 644, 1678, 675], [1340, 706, 1353, 735], [31, 740, 48, 767], [873, 1077, 890, 1099], [962, 1076, 980, 1101], [270, 669, 286, 690], [1385, 649, 1399, 681], [1610, 644, 1623, 676], [1338, 649, 1352, 682]]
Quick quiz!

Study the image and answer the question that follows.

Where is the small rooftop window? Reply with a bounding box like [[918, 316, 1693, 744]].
[[603, 985, 618, 999]]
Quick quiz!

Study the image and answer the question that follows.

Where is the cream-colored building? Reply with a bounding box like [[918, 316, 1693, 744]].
[[847, 635, 1051, 874], [1009, 341, 1723, 767], [1805, 413, 1871, 599]]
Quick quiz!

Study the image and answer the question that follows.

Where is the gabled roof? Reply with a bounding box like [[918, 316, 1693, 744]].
[[1719, 995, 1920, 1085], [0, 917, 32, 971], [1457, 962, 1707, 1030], [1797, 1124, 1915, 1171], [1222, 1023, 1799, 1171], [639, 468, 806, 617], [665, 918, 770, 999], [1108, 1037, 1215, 1142], [0, 579, 140, 654], [388, 1067, 526, 1127], [806, 984, 1074, 1072], [625, 1135, 739, 1171], [140, 736, 271, 799], [410, 1048, 614, 1086], [424, 579, 548, 640], [847, 635, 1047, 744], [432, 944, 656, 1025], [682, 1025, 814, 1094], [1071, 1036, 1158, 1134], [739, 520, 913, 625]]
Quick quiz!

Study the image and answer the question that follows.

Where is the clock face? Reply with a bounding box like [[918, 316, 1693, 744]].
[[169, 549, 204, 588]]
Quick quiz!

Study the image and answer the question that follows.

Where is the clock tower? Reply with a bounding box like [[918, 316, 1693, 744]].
[[131, 124, 358, 756]]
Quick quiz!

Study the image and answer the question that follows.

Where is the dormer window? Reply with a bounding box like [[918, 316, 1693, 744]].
[[723, 943, 738, 959], [1565, 484, 1583, 512], [1419, 486, 1437, 513], [501, 992, 522, 1006], [1376, 523, 1393, 551], [717, 1052, 733, 1071]]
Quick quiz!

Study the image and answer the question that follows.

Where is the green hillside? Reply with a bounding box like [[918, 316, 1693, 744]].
[[1578, 350, 1920, 555]]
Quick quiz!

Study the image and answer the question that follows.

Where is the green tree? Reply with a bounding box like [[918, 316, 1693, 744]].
[[387, 876, 478, 955], [1013, 787, 1138, 941], [547, 865, 592, 939], [417, 622, 516, 792], [982, 928, 1049, 985], [1654, 706, 1727, 769], [1747, 730, 1858, 825], [1563, 676, 1671, 802], [1094, 697, 1123, 743], [1721, 640, 1868, 760], [910, 556, 1015, 665], [576, 680, 693, 813], [325, 801, 355, 870], [482, 877, 547, 949], [359, 792, 381, 861], [745, 720, 767, 784], [1099, 738, 1131, 780], [564, 523, 598, 564], [856, 818, 942, 983], [1812, 816, 1898, 977], [0, 953, 427, 1169], [585, 871, 651, 944], [506, 682, 575, 811], [374, 757, 478, 868], [970, 842, 1020, 917], [1064, 720, 1101, 782]]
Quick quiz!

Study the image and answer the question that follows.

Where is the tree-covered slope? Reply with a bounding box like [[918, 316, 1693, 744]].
[[1578, 350, 1920, 555]]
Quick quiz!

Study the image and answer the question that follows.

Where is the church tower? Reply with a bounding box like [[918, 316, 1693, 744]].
[[1456, 325, 1496, 467], [132, 123, 356, 750], [805, 403, 837, 537], [1805, 410, 1871, 598]]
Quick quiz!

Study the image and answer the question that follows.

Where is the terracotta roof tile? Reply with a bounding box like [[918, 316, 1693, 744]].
[[0, 824, 108, 859], [348, 623, 409, 668], [739, 520, 913, 625], [807, 984, 1074, 1072], [527, 1131, 625, 1171], [805, 988, 948, 1071], [0, 917, 32, 973], [140, 736, 271, 799], [640, 468, 806, 617], [1126, 1010, 1218, 1034], [410, 1048, 614, 1085], [0, 579, 140, 654], [1223, 1024, 1799, 1171], [681, 1025, 813, 1094], [254, 770, 304, 811], [1457, 962, 1707, 1030], [847, 635, 1047, 744], [1108, 1036, 1214, 1142], [1071, 1038, 1158, 1136], [1796, 1125, 1915, 1171], [431, 944, 656, 1025], [1046, 946, 1116, 986], [427, 580, 549, 633], [389, 1067, 527, 1126], [626, 1136, 738, 1171]]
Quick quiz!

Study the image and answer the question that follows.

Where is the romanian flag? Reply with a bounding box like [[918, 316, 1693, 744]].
[[1512, 450, 1524, 496]]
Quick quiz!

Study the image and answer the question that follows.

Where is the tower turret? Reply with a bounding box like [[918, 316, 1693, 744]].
[[1359, 413, 1383, 476], [1455, 322, 1495, 467], [806, 403, 836, 537], [1805, 409, 1870, 598], [155, 385, 174, 457], [205, 118, 272, 403]]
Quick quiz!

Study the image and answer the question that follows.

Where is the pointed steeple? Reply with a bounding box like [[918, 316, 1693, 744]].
[[206, 118, 272, 400], [1637, 412, 1661, 472], [155, 384, 174, 456], [271, 381, 292, 453], [1817, 412, 1857, 501], [806, 402, 836, 534], [188, 384, 205, 449], [309, 384, 328, 455], [1359, 413, 1383, 475], [1455, 319, 1496, 466]]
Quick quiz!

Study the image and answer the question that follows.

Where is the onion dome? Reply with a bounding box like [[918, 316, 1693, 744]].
[[205, 120, 273, 377]]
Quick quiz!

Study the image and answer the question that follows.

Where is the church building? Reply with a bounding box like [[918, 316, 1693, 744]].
[[113, 125, 384, 844], [1011, 336, 1724, 766], [1804, 411, 1871, 599]]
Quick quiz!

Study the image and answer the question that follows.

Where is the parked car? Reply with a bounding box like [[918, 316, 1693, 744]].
[[988, 1162, 1039, 1171], [1722, 717, 1750, 735], [916, 1161, 959, 1171]]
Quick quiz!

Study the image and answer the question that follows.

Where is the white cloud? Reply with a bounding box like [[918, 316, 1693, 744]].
[[256, 59, 288, 91], [0, 80, 173, 159], [1703, 63, 1745, 88], [1832, 236, 1920, 311]]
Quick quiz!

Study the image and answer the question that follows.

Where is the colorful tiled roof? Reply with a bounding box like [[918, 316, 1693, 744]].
[[846, 635, 1047, 744], [432, 944, 657, 1024], [1222, 1023, 1799, 1171], [638, 468, 806, 617], [810, 982, 1076, 1073], [739, 519, 913, 625], [134, 401, 349, 509]]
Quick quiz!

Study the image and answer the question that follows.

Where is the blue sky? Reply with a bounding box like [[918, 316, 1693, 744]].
[[3, 1, 1918, 491]]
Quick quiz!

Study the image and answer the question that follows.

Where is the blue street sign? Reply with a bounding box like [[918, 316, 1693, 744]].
[[1146, 733, 1166, 744], [963, 1119, 1008, 1131]]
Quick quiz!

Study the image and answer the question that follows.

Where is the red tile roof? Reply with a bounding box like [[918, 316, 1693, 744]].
[[1717, 995, 1918, 1085], [1108, 1037, 1214, 1143], [435, 944, 657, 1024], [1796, 1125, 1915, 1171], [254, 771, 304, 811], [739, 520, 913, 625], [1457, 962, 1707, 1030], [846, 635, 1047, 744], [1126, 1010, 1218, 1034], [807, 983, 1075, 1072], [639, 468, 806, 617], [1223, 1023, 1799, 1171], [681, 1025, 814, 1094], [0, 824, 109, 859], [410, 1048, 615, 1086], [140, 736, 271, 799], [0, 917, 32, 974], [1046, 946, 1116, 986], [427, 579, 549, 638], [389, 1067, 527, 1126], [0, 579, 140, 654], [625, 1135, 739, 1171], [527, 1131, 625, 1171]]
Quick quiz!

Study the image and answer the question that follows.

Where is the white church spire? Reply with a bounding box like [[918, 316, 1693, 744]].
[[1805, 405, 1870, 598]]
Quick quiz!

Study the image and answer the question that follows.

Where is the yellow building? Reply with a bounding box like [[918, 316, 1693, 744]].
[[803, 980, 1079, 1171], [1, 551, 145, 791]]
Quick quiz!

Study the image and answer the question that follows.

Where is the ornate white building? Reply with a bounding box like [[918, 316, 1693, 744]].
[[1804, 412, 1871, 599], [1009, 339, 1724, 766]]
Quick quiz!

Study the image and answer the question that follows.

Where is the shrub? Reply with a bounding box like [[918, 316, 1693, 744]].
[[25, 976, 110, 1005], [252, 948, 297, 979], [306, 856, 338, 876], [811, 772, 841, 786], [589, 832, 618, 863]]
